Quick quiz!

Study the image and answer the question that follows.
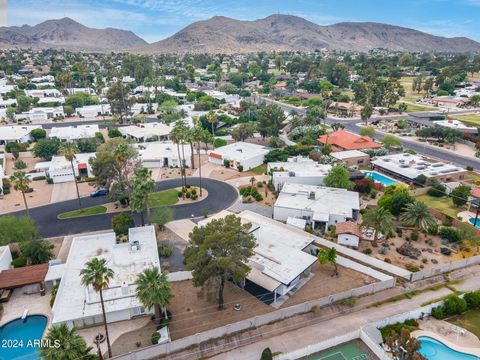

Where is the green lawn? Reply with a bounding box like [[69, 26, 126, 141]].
[[249, 164, 267, 175], [448, 309, 480, 339], [451, 114, 480, 127], [404, 103, 436, 112], [148, 189, 179, 208], [415, 194, 461, 218], [58, 205, 107, 219]]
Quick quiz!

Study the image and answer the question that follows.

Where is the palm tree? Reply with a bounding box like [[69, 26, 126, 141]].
[[135, 267, 173, 325], [207, 111, 217, 137], [80, 258, 114, 358], [40, 324, 97, 360], [317, 247, 338, 276], [171, 121, 188, 197], [400, 201, 437, 236], [10, 171, 31, 217], [361, 206, 395, 247], [60, 142, 81, 208], [130, 167, 156, 226], [191, 123, 206, 197]]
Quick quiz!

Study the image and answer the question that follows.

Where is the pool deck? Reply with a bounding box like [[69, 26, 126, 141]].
[[412, 319, 480, 357], [0, 285, 52, 330], [362, 170, 399, 185]]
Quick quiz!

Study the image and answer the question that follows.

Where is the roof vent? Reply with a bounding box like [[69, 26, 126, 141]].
[[308, 191, 315, 200]]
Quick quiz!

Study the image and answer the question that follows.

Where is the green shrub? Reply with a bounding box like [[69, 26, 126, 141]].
[[46, 177, 54, 184], [380, 320, 419, 341], [223, 159, 230, 168], [11, 256, 27, 268], [191, 188, 197, 195], [370, 189, 378, 198], [158, 243, 173, 257], [439, 227, 461, 243], [464, 290, 480, 309], [440, 247, 452, 256], [467, 166, 474, 171], [177, 191, 183, 197], [112, 213, 135, 236], [191, 194, 198, 200], [254, 193, 263, 201], [237, 165, 243, 172], [257, 181, 263, 188], [405, 263, 420, 272], [151, 331, 161, 345], [14, 160, 27, 170], [214, 138, 227, 148], [363, 248, 372, 255], [431, 306, 445, 319], [186, 192, 191, 199], [443, 295, 467, 316], [427, 182, 446, 197], [108, 128, 122, 138], [410, 232, 418, 241]]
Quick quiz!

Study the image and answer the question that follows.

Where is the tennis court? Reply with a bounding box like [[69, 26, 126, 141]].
[[306, 342, 370, 360]]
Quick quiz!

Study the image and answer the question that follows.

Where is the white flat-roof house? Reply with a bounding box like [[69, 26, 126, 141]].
[[49, 125, 99, 142], [16, 107, 64, 123], [331, 150, 371, 167], [52, 226, 160, 327], [268, 157, 331, 191], [131, 103, 159, 115], [25, 89, 62, 99], [38, 153, 95, 183], [0, 125, 42, 145], [198, 210, 317, 305], [274, 183, 360, 232], [119, 122, 172, 142], [135, 141, 204, 168], [371, 153, 468, 184], [208, 142, 270, 171], [76, 104, 111, 118]]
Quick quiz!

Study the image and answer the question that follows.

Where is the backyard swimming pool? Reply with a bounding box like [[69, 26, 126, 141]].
[[0, 315, 48, 360], [364, 171, 399, 187], [469, 218, 480, 229], [418, 336, 479, 360]]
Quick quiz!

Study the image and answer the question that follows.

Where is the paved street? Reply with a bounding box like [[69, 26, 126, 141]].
[[7, 178, 238, 238]]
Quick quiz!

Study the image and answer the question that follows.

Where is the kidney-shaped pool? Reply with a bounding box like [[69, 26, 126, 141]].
[[0, 315, 48, 360], [418, 336, 479, 360]]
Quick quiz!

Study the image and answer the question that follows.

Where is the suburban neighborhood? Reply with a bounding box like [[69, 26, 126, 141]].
[[1, 1, 480, 360]]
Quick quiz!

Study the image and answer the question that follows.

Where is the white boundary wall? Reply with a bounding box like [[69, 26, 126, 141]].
[[410, 255, 480, 282], [111, 276, 395, 360]]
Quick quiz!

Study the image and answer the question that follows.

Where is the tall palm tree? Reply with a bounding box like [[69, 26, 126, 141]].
[[171, 121, 188, 197], [207, 111, 217, 137], [400, 201, 437, 236], [135, 267, 173, 325], [40, 323, 97, 360], [191, 122, 205, 197], [130, 167, 156, 226], [80, 258, 114, 358], [10, 171, 31, 217], [361, 206, 395, 247], [60, 142, 81, 208]]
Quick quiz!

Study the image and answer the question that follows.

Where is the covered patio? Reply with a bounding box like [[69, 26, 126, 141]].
[[0, 263, 49, 298]]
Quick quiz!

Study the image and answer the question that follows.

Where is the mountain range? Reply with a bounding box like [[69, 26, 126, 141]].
[[1, 15, 479, 54]]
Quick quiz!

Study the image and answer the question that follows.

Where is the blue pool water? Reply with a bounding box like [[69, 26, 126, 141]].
[[469, 218, 480, 229], [364, 171, 399, 186], [418, 336, 479, 360], [0, 315, 48, 360]]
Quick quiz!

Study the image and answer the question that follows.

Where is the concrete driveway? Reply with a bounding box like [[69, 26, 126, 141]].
[[50, 182, 78, 203]]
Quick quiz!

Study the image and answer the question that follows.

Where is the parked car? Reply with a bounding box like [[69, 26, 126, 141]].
[[90, 188, 109, 197]]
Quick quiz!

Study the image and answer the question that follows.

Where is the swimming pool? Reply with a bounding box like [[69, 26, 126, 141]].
[[0, 315, 48, 360], [469, 218, 480, 229], [364, 171, 399, 186], [418, 336, 479, 360]]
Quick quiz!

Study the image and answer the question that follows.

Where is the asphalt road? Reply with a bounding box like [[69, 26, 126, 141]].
[[256, 96, 480, 170], [6, 177, 238, 238]]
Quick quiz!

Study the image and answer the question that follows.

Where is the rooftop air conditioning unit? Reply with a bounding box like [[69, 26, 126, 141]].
[[308, 191, 315, 200], [130, 240, 140, 251]]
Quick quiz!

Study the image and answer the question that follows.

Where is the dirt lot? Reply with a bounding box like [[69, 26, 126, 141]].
[[168, 280, 273, 340], [282, 262, 375, 307]]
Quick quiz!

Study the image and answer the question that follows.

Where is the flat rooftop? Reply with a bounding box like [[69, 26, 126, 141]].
[[209, 141, 270, 161], [371, 153, 466, 180], [268, 157, 331, 177], [0, 125, 42, 140], [119, 122, 172, 139], [331, 150, 369, 160], [49, 153, 95, 172], [198, 210, 317, 291], [135, 141, 191, 162], [49, 125, 99, 140], [52, 226, 160, 324], [275, 183, 360, 218]]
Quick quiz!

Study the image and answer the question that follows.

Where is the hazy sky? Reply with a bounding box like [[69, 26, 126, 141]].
[[7, 0, 480, 43]]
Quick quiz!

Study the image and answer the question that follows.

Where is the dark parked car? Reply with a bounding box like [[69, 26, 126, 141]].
[[90, 188, 109, 197]]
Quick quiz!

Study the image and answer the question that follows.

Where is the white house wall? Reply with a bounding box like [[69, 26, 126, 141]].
[[337, 233, 360, 248]]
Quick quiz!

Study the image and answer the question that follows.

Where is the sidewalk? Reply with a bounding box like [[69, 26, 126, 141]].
[[205, 275, 480, 360]]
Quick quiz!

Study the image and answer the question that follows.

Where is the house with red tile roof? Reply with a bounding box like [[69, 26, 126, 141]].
[[336, 221, 362, 248], [318, 130, 381, 152]]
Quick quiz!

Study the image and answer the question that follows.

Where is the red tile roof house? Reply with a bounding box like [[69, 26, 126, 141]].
[[318, 130, 381, 152], [336, 221, 362, 249]]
